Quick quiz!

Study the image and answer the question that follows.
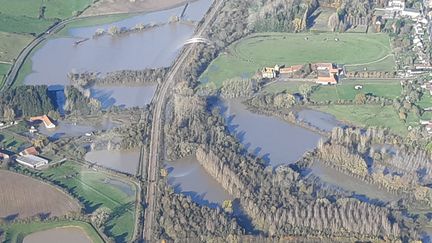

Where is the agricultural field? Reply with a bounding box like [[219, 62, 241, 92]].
[[2, 220, 103, 243], [0, 170, 81, 220], [310, 79, 402, 102], [200, 32, 394, 88], [0, 0, 93, 34], [313, 105, 416, 136], [0, 32, 33, 63], [40, 161, 137, 242]]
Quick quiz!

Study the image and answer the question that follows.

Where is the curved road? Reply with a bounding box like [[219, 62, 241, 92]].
[[142, 0, 224, 241], [1, 19, 74, 91]]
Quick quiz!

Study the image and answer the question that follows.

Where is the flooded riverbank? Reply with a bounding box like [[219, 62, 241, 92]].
[[166, 156, 232, 208], [23, 226, 92, 243], [307, 161, 400, 203], [222, 100, 322, 166], [38, 118, 116, 139], [91, 84, 157, 109], [85, 149, 140, 175], [297, 109, 344, 132]]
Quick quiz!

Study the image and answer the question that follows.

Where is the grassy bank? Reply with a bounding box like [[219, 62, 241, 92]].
[[313, 104, 414, 136], [310, 79, 401, 102], [0, 32, 33, 63], [40, 161, 137, 242], [3, 220, 103, 243], [200, 32, 394, 87], [0, 0, 92, 34], [56, 13, 136, 37]]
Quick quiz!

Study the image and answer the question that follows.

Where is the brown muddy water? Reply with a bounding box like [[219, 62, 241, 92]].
[[165, 156, 233, 208], [23, 0, 213, 108], [308, 161, 400, 203], [23, 227, 92, 243], [37, 118, 116, 139], [84, 149, 140, 175], [223, 100, 322, 166]]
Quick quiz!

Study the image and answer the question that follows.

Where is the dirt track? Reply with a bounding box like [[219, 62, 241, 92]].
[[0, 170, 80, 220], [82, 0, 190, 17]]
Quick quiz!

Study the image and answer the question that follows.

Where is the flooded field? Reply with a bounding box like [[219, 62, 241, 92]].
[[166, 156, 232, 208], [223, 100, 322, 166], [91, 84, 157, 109], [85, 149, 140, 175], [38, 118, 116, 139], [297, 109, 344, 132], [23, 226, 92, 243], [307, 161, 400, 203], [23, 0, 213, 108]]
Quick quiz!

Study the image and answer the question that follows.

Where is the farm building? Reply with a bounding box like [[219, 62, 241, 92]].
[[29, 115, 56, 129], [279, 65, 303, 74], [262, 67, 277, 79], [15, 155, 48, 169], [19, 146, 39, 156], [261, 63, 341, 85], [314, 63, 340, 85]]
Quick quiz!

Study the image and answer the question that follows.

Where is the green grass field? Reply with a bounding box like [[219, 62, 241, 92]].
[[0, 0, 93, 34], [3, 220, 103, 243], [40, 161, 137, 242], [310, 79, 402, 102], [200, 32, 394, 87], [0, 63, 11, 87], [314, 105, 415, 136], [0, 32, 33, 63]]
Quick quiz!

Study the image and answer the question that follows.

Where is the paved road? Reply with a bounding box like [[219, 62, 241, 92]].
[[142, 0, 224, 241], [1, 19, 72, 91]]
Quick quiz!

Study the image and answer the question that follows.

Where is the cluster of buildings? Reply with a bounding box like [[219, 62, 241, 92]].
[[262, 63, 342, 85], [0, 146, 49, 169], [379, 0, 422, 19]]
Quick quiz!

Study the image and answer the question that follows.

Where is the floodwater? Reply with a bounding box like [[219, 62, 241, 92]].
[[38, 118, 116, 139], [23, 0, 213, 107], [91, 84, 157, 109], [85, 149, 140, 175], [297, 109, 344, 132], [166, 156, 232, 208], [222, 100, 322, 166], [307, 161, 400, 203], [23, 227, 92, 243]]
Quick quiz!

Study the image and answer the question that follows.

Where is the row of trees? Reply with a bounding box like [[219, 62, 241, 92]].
[[318, 127, 432, 207], [162, 82, 413, 240], [155, 181, 242, 241]]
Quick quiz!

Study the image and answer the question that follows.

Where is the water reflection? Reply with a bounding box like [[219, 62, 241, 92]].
[[166, 156, 232, 208], [219, 99, 322, 166]]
